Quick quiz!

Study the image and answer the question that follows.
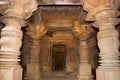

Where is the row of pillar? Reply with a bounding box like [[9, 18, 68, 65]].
[[0, 1, 120, 80]]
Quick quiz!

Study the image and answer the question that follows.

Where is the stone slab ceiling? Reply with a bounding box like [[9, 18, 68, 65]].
[[38, 6, 85, 30], [38, 0, 82, 5]]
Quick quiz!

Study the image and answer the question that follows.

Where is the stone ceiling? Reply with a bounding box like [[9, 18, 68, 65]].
[[37, 0, 82, 5], [29, 6, 87, 31]]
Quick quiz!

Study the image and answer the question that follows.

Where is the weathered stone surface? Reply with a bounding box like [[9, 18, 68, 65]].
[[82, 0, 120, 80], [26, 22, 47, 40], [0, 0, 38, 80]]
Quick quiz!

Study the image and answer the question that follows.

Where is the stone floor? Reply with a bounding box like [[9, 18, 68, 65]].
[[41, 76, 77, 80], [41, 71, 77, 80]]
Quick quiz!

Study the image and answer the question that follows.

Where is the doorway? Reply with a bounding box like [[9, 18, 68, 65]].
[[52, 44, 66, 71]]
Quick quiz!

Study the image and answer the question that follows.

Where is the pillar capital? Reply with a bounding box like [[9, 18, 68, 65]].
[[82, 0, 120, 21], [26, 22, 47, 40], [93, 18, 120, 29], [0, 0, 38, 19], [0, 16, 26, 27], [73, 21, 94, 40]]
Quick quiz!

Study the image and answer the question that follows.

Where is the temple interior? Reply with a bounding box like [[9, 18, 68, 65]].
[[0, 0, 120, 80]]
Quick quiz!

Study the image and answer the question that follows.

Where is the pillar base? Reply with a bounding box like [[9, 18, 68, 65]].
[[78, 63, 93, 80], [24, 63, 40, 80], [96, 67, 120, 80], [0, 66, 22, 80], [78, 75, 93, 80], [24, 74, 40, 80]]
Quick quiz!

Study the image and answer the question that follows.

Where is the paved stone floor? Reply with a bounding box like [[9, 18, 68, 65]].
[[41, 76, 77, 80], [41, 71, 77, 80]]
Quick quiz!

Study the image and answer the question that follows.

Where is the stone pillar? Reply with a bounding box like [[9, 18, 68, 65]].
[[0, 0, 9, 5], [78, 40, 93, 80], [93, 12, 120, 80], [0, 16, 25, 80], [24, 40, 41, 80], [73, 21, 94, 80], [0, 0, 37, 80], [25, 22, 47, 80], [82, 1, 120, 80]]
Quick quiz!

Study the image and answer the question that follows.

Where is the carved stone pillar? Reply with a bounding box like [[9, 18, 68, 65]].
[[78, 40, 93, 80], [73, 21, 94, 80], [0, 16, 25, 80], [0, 0, 37, 80], [25, 22, 47, 80], [93, 12, 120, 80], [24, 40, 41, 80], [82, 1, 120, 80]]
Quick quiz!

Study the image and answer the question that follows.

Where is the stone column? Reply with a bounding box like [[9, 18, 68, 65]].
[[78, 40, 93, 80], [0, 0, 37, 80], [73, 21, 94, 80], [24, 40, 41, 80], [93, 12, 120, 80], [25, 22, 47, 80], [82, 1, 120, 80], [0, 16, 25, 80]]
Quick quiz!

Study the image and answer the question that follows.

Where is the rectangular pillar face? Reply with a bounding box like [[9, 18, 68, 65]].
[[0, 67, 22, 80], [52, 44, 66, 71]]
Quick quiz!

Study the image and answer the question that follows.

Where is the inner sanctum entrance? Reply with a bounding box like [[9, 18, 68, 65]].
[[52, 44, 66, 71]]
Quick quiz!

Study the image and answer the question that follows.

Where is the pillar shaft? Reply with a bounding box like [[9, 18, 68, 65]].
[[0, 17, 25, 80], [24, 40, 41, 80], [93, 9, 120, 80], [25, 21, 47, 80], [78, 40, 93, 80]]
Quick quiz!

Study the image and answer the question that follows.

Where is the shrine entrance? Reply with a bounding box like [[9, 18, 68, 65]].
[[52, 44, 66, 71]]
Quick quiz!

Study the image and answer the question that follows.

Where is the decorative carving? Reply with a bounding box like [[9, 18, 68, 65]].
[[0, 0, 38, 80], [82, 1, 120, 80], [82, 0, 120, 21], [0, 0, 38, 19], [73, 21, 94, 40], [0, 16, 25, 80], [26, 22, 47, 40]]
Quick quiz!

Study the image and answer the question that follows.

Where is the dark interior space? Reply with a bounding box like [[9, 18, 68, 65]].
[[52, 44, 66, 71]]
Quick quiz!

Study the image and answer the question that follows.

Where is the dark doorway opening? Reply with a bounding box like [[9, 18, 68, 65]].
[[52, 44, 66, 71]]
